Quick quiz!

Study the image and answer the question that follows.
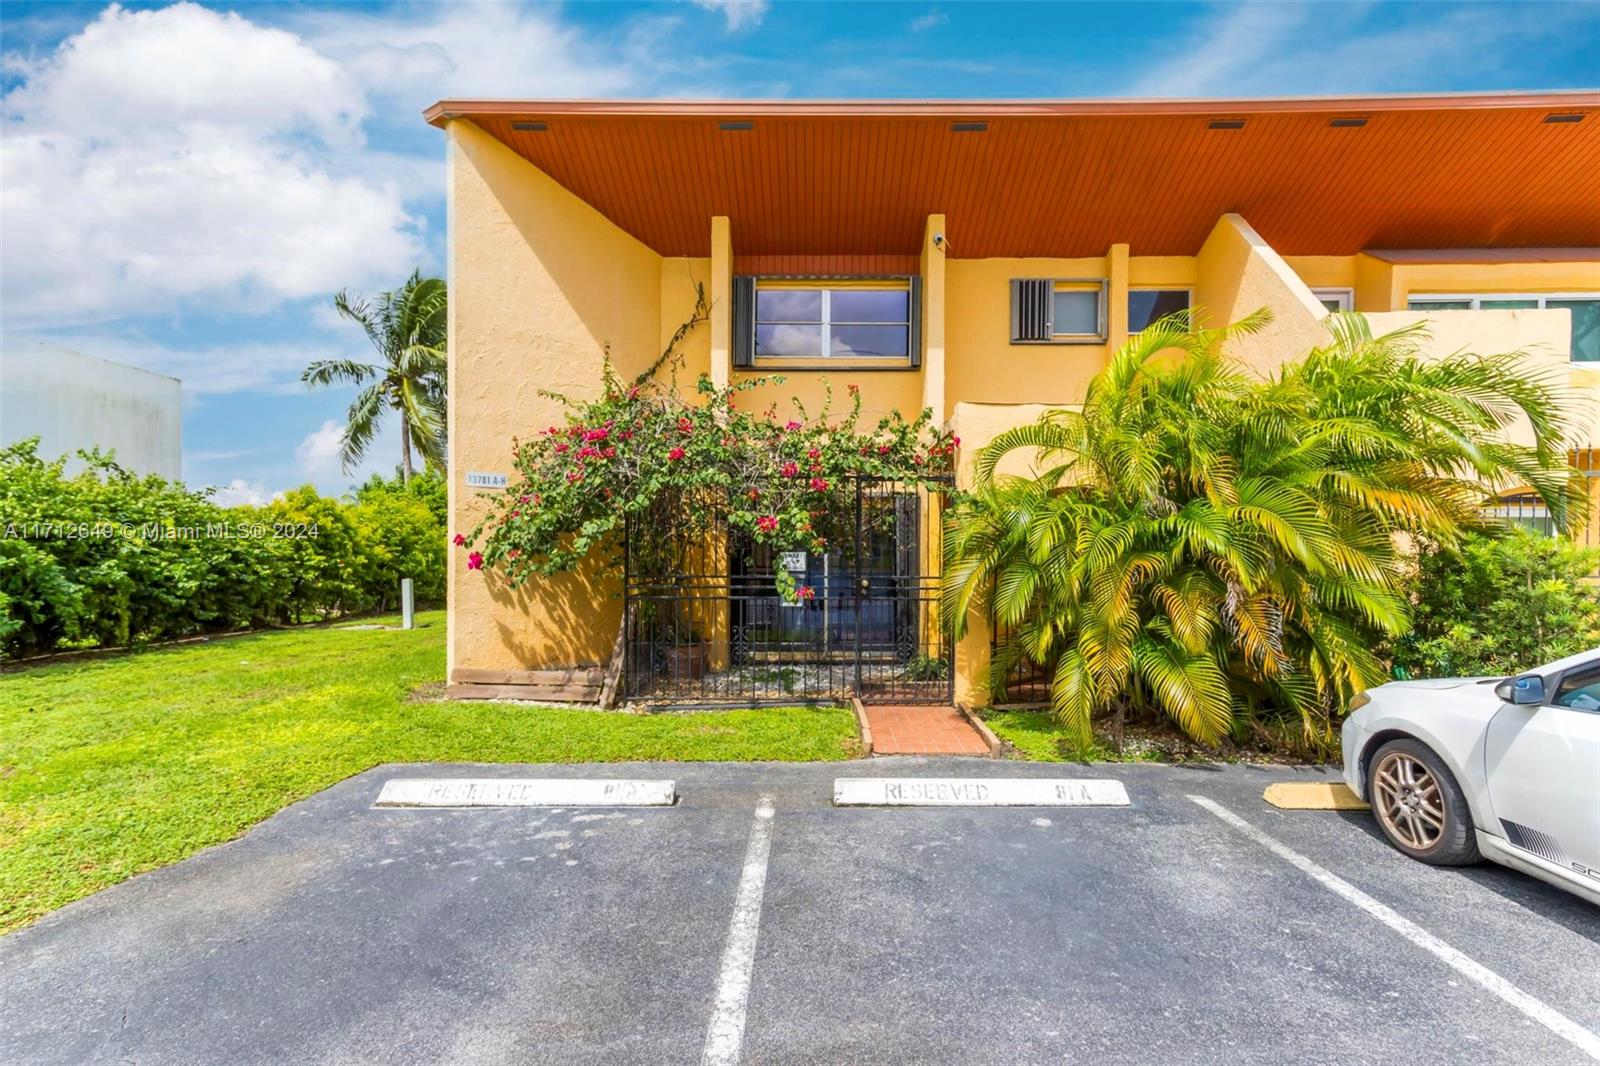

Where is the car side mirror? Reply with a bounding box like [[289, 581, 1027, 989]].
[[1495, 674, 1545, 705]]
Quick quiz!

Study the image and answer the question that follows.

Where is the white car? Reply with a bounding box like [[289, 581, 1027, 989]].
[[1342, 646, 1600, 905]]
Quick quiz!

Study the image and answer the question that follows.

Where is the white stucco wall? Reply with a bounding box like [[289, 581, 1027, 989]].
[[1, 337, 182, 480]]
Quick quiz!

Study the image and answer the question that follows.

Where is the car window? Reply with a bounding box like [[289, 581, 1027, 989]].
[[1551, 663, 1600, 712]]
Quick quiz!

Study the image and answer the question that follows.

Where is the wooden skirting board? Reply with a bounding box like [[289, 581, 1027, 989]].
[[447, 667, 603, 704]]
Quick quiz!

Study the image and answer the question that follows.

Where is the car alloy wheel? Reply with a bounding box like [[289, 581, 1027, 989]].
[[1373, 750, 1446, 850]]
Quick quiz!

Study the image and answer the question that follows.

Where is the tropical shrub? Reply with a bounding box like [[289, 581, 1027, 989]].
[[0, 440, 445, 656], [943, 312, 1585, 754], [1393, 528, 1600, 678], [461, 347, 953, 600]]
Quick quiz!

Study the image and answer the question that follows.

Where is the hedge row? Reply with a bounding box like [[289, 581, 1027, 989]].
[[0, 440, 447, 657]]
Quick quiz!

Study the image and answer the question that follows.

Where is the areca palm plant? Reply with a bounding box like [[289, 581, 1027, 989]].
[[944, 310, 1583, 753], [303, 271, 448, 484]]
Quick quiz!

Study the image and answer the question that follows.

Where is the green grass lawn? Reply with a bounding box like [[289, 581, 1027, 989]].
[[0, 612, 858, 934]]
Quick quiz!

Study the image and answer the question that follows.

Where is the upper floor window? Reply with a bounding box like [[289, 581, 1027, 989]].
[[1009, 279, 1106, 343], [1128, 289, 1191, 332], [1407, 293, 1600, 363], [753, 281, 912, 362], [732, 277, 921, 370], [1313, 288, 1354, 312]]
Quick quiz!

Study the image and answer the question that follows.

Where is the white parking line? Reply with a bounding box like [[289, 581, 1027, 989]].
[[701, 797, 777, 1066], [1189, 795, 1600, 1063]]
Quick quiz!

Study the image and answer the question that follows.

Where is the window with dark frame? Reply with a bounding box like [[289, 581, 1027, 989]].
[[1128, 289, 1191, 332], [1010, 278, 1107, 343], [753, 283, 911, 361]]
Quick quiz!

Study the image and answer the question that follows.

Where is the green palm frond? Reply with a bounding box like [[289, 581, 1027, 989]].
[[943, 304, 1582, 751]]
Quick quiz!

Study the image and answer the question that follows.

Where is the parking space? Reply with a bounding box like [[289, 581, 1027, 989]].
[[2, 759, 1596, 1065]]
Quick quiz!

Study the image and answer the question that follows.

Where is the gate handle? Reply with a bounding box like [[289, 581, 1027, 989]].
[[857, 577, 871, 593]]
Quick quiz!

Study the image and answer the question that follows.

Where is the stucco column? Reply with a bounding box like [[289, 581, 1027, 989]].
[[1106, 242, 1130, 352], [920, 214, 948, 423], [710, 216, 732, 390]]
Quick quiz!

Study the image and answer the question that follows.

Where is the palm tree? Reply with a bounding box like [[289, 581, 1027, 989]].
[[303, 271, 447, 485], [943, 310, 1582, 753]]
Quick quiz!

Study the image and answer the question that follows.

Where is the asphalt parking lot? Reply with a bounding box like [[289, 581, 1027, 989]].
[[3, 759, 1597, 1065]]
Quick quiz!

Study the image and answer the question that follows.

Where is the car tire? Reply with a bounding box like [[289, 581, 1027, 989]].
[[1366, 738, 1482, 866]]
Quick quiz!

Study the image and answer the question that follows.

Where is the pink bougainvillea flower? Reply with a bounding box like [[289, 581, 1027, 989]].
[[807, 447, 821, 459], [757, 515, 779, 533], [519, 494, 530, 503], [809, 477, 829, 492], [533, 493, 543, 505], [577, 446, 599, 459], [619, 430, 633, 441], [797, 585, 816, 600], [678, 417, 694, 434], [951, 436, 961, 447], [877, 444, 891, 454], [467, 552, 484, 571], [453, 533, 466, 546], [780, 460, 800, 478], [582, 428, 609, 442], [602, 447, 616, 459], [746, 487, 761, 501], [785, 420, 803, 432], [627, 385, 641, 400], [554, 443, 570, 454], [508, 548, 520, 559], [509, 510, 520, 519], [567, 470, 583, 483], [669, 446, 686, 461]]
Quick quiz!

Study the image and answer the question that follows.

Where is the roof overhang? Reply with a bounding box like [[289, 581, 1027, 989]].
[[425, 91, 1600, 260]]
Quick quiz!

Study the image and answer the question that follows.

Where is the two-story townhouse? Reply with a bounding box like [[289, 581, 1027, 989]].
[[427, 92, 1600, 709]]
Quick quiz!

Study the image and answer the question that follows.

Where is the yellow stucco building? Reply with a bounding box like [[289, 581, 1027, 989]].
[[427, 92, 1600, 708]]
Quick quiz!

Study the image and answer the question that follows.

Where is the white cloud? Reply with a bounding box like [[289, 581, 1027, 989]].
[[1124, 2, 1596, 97], [909, 10, 948, 33], [295, 419, 347, 476], [208, 478, 276, 507], [25, 329, 358, 395], [300, 2, 640, 100], [1, 2, 423, 328], [689, 0, 769, 32]]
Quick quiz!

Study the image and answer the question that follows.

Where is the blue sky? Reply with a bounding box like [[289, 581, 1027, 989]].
[[3, 1, 1597, 502]]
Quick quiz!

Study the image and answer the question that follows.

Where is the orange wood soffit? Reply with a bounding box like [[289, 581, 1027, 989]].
[[427, 93, 1600, 260]]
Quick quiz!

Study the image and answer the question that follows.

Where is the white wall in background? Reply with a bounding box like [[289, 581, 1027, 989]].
[[1, 336, 182, 480]]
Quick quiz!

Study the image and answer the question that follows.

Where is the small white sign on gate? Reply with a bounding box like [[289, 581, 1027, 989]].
[[833, 777, 1129, 807], [778, 551, 807, 573], [375, 778, 676, 808]]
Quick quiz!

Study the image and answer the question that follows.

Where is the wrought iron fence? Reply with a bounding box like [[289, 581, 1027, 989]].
[[622, 476, 954, 706], [1484, 447, 1600, 573]]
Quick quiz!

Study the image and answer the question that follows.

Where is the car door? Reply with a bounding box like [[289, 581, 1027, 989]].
[[1483, 659, 1600, 886]]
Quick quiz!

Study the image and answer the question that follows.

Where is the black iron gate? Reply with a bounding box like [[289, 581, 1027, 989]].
[[622, 475, 953, 706]]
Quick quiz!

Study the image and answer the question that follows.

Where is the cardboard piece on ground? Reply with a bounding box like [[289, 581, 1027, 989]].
[[834, 777, 1129, 807], [1263, 781, 1368, 810], [375, 778, 675, 808]]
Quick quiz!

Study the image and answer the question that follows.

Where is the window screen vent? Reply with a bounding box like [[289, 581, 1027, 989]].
[[719, 121, 754, 131], [1329, 117, 1368, 128], [1010, 279, 1053, 342], [1207, 118, 1246, 130], [1544, 113, 1584, 124], [511, 121, 548, 132], [951, 121, 988, 132]]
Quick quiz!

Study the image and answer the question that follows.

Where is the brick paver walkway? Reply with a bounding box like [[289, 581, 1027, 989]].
[[864, 705, 991, 755]]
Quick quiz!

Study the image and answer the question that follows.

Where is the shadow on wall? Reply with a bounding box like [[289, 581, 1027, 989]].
[[460, 121, 663, 387], [484, 553, 625, 668]]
